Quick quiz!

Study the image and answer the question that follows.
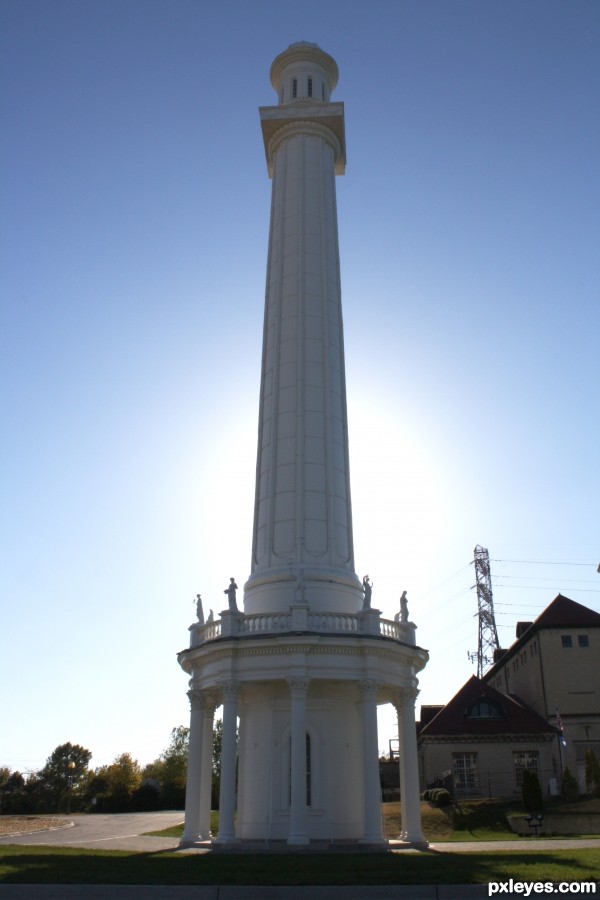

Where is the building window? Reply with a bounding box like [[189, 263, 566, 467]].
[[513, 751, 539, 787], [578, 634, 589, 648], [452, 752, 478, 794], [292, 78, 297, 99], [561, 635, 573, 648], [466, 698, 505, 719], [307, 77, 313, 98]]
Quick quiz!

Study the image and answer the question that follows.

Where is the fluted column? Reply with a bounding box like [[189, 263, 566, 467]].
[[215, 682, 240, 844], [198, 692, 217, 839], [288, 677, 310, 844], [359, 680, 384, 843], [394, 686, 427, 846], [181, 689, 205, 845]]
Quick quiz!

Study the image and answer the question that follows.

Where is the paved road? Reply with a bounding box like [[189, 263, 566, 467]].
[[0, 812, 185, 852]]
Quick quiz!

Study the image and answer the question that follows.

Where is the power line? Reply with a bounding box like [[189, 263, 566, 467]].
[[491, 558, 595, 567], [494, 584, 600, 592], [494, 575, 599, 584]]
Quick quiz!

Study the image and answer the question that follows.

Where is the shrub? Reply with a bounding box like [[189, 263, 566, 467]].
[[561, 766, 579, 802], [585, 749, 600, 798], [432, 788, 452, 807], [521, 769, 543, 812]]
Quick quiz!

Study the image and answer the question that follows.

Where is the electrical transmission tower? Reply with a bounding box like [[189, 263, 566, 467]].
[[473, 545, 500, 677]]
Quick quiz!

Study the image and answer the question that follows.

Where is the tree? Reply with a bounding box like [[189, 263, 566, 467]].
[[158, 726, 189, 808], [143, 726, 189, 809], [212, 718, 223, 809], [36, 742, 92, 812], [0, 769, 28, 814], [94, 753, 142, 812]]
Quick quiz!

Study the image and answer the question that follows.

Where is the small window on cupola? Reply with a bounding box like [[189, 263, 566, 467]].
[[308, 77, 313, 98], [292, 78, 297, 99]]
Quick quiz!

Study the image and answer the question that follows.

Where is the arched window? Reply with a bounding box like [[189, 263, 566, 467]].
[[466, 698, 505, 719], [307, 77, 313, 98], [292, 78, 297, 99]]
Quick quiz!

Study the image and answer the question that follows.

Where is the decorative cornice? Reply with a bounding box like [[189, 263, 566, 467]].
[[267, 120, 341, 168], [260, 103, 345, 176], [418, 733, 556, 745]]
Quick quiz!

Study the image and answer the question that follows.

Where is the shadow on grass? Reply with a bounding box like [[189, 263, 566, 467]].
[[0, 846, 599, 886]]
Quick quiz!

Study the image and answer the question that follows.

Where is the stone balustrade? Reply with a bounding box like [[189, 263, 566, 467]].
[[189, 608, 416, 647]]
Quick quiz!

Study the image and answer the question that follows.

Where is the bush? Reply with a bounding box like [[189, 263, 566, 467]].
[[585, 749, 600, 798], [431, 788, 452, 807], [521, 769, 543, 812], [561, 766, 579, 802]]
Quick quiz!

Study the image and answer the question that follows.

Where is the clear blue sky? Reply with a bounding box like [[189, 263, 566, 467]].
[[1, 0, 599, 773]]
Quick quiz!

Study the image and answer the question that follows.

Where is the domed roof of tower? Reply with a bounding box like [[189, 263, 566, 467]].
[[269, 42, 339, 95], [287, 41, 320, 50]]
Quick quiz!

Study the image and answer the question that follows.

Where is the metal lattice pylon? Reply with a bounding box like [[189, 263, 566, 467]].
[[473, 545, 500, 677]]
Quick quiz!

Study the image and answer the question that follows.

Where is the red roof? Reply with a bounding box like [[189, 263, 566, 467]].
[[418, 675, 556, 739], [485, 594, 600, 679], [532, 593, 600, 629]]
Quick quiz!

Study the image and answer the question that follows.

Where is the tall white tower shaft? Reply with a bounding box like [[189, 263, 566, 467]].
[[179, 43, 428, 848], [245, 42, 362, 614]]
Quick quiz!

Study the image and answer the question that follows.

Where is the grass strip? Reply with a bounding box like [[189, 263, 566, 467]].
[[0, 846, 598, 885]]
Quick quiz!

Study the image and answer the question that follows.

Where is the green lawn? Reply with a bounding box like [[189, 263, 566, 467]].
[[0, 845, 598, 885]]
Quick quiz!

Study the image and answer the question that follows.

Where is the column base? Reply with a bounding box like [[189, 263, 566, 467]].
[[393, 834, 429, 850], [287, 833, 309, 845], [179, 834, 212, 848], [212, 835, 241, 846], [359, 837, 389, 847]]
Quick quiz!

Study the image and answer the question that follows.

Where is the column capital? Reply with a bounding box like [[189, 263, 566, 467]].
[[221, 682, 241, 703], [188, 688, 219, 714], [287, 677, 310, 697], [201, 690, 219, 715], [187, 689, 204, 712], [359, 679, 381, 700], [392, 685, 420, 710]]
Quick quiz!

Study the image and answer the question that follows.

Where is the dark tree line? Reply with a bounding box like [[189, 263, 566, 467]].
[[0, 723, 224, 815]]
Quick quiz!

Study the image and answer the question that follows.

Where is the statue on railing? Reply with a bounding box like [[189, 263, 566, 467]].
[[224, 577, 239, 612], [394, 590, 409, 623], [207, 609, 214, 622], [362, 575, 373, 610], [195, 593, 204, 624]]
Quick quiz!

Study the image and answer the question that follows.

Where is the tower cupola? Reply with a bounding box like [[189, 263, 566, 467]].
[[270, 41, 339, 105]]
